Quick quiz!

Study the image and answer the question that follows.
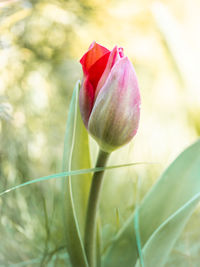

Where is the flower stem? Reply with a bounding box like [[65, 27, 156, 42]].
[[84, 149, 110, 267]]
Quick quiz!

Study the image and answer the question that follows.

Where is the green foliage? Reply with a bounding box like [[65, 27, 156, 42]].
[[135, 193, 200, 267], [62, 81, 90, 267], [103, 140, 200, 267]]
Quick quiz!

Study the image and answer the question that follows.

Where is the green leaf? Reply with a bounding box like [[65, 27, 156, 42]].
[[103, 139, 200, 267], [134, 176, 144, 267], [0, 162, 150, 197], [135, 192, 200, 267], [62, 80, 90, 267]]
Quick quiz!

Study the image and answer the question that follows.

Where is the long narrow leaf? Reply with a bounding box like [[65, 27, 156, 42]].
[[62, 81, 88, 267], [0, 162, 151, 197], [134, 176, 144, 267]]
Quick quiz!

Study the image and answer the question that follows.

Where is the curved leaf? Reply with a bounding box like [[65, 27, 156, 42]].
[[62, 81, 89, 267], [135, 192, 200, 267], [0, 162, 151, 197], [103, 139, 200, 267]]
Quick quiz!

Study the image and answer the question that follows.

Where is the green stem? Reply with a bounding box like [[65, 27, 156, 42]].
[[84, 149, 110, 267]]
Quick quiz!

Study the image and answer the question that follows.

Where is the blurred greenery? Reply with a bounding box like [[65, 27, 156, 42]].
[[0, 0, 200, 266]]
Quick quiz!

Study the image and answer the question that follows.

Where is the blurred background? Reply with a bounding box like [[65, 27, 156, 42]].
[[0, 0, 200, 265]]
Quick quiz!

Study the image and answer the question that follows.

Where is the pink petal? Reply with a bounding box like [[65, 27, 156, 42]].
[[88, 57, 141, 150], [118, 47, 124, 58], [95, 46, 123, 99]]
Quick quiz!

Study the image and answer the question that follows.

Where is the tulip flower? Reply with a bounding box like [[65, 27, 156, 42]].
[[79, 42, 141, 267], [79, 41, 141, 152]]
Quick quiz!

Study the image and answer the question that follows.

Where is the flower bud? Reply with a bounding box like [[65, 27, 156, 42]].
[[79, 42, 141, 152]]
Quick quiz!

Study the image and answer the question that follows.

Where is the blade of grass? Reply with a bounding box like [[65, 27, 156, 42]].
[[0, 162, 155, 197], [134, 176, 144, 267]]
